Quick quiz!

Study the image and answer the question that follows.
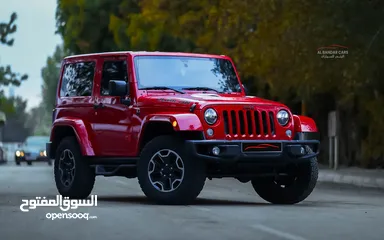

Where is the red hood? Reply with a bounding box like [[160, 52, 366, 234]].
[[137, 92, 288, 110]]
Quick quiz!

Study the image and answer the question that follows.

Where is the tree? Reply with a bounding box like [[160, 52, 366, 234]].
[[55, 0, 384, 167], [26, 105, 51, 136], [0, 12, 28, 113], [56, 0, 128, 54], [2, 97, 32, 142], [41, 45, 67, 113]]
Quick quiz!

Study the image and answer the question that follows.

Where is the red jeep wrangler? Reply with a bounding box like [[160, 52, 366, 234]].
[[46, 51, 320, 205]]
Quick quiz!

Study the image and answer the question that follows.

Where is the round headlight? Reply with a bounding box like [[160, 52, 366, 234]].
[[204, 108, 218, 125], [276, 110, 290, 126], [15, 150, 20, 157]]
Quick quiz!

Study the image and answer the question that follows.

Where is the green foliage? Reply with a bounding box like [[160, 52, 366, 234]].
[[41, 45, 67, 113], [2, 97, 32, 142], [0, 12, 28, 114], [27, 105, 51, 136], [31, 44, 68, 135], [56, 0, 127, 53], [55, 0, 384, 167]]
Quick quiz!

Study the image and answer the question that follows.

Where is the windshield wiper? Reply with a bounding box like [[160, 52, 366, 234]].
[[182, 87, 221, 93], [140, 86, 185, 94]]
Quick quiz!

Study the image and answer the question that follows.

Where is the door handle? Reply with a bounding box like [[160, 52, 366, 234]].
[[93, 103, 104, 109]]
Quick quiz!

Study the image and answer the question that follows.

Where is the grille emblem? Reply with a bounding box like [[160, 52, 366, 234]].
[[243, 105, 255, 110]]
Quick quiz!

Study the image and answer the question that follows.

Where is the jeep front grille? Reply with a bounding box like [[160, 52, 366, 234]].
[[223, 110, 275, 137]]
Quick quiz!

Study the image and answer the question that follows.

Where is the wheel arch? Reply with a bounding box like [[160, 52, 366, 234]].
[[138, 118, 204, 153], [49, 118, 95, 159], [292, 115, 318, 133]]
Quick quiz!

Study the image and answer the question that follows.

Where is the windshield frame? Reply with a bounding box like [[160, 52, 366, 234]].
[[132, 55, 245, 94]]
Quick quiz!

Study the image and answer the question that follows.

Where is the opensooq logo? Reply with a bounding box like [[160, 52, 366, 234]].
[[19, 195, 97, 212]]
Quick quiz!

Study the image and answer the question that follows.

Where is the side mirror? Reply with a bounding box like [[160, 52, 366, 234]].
[[242, 84, 249, 95], [109, 80, 128, 96]]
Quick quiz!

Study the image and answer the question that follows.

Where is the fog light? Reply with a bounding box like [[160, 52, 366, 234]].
[[286, 130, 292, 138], [300, 146, 306, 155], [212, 146, 220, 156], [207, 128, 214, 136]]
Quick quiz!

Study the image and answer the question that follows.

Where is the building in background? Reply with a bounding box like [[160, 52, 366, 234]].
[[0, 111, 5, 141], [0, 111, 6, 162]]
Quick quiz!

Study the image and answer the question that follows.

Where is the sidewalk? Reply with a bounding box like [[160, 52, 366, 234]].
[[318, 164, 384, 190]]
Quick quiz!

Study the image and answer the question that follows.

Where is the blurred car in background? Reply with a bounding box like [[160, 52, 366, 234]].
[[15, 136, 51, 166]]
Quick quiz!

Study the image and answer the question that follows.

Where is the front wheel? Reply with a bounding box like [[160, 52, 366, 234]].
[[251, 147, 318, 205], [54, 136, 95, 199], [27, 161, 32, 166], [137, 135, 206, 205]]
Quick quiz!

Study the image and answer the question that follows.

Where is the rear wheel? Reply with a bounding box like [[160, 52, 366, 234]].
[[27, 161, 32, 166], [251, 146, 318, 204], [54, 137, 95, 199], [137, 135, 206, 205]]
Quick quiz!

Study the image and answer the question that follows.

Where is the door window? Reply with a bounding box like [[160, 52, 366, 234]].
[[100, 60, 128, 96], [60, 61, 95, 97]]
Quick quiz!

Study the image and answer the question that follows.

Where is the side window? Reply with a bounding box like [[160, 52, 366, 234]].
[[101, 60, 128, 96], [60, 61, 95, 97]]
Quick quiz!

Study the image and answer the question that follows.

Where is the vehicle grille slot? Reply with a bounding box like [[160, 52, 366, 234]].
[[238, 111, 245, 135], [223, 110, 229, 134], [254, 111, 261, 135], [223, 109, 276, 138], [261, 111, 268, 135], [230, 110, 237, 135], [246, 110, 253, 135], [269, 111, 275, 135]]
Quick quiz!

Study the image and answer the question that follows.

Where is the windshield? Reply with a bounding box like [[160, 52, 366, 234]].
[[134, 56, 242, 93], [25, 136, 49, 147]]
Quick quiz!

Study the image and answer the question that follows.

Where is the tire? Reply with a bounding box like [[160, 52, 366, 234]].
[[137, 135, 206, 205], [251, 146, 318, 205], [27, 161, 32, 166], [54, 136, 95, 199], [16, 161, 20, 165]]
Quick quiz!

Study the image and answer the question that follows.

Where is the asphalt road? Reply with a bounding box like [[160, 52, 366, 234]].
[[0, 162, 383, 240]]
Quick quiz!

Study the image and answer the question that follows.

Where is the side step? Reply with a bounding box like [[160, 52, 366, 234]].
[[93, 164, 137, 177]]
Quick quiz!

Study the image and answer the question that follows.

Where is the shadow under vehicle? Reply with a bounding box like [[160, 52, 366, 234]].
[[15, 136, 51, 166]]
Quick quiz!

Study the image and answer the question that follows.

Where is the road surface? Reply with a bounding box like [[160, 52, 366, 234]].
[[0, 162, 383, 240]]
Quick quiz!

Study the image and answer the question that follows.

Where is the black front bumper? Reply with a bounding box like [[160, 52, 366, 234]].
[[15, 156, 50, 162], [186, 139, 320, 164]]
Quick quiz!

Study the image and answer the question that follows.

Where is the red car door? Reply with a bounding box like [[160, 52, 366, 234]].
[[91, 56, 134, 157]]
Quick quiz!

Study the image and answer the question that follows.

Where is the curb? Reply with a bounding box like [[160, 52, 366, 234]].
[[318, 171, 384, 190]]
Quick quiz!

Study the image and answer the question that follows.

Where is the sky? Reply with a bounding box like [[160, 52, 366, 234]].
[[0, 0, 62, 111]]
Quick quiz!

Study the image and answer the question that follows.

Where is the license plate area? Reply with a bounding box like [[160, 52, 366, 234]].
[[241, 142, 282, 153]]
